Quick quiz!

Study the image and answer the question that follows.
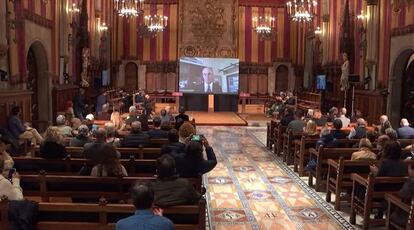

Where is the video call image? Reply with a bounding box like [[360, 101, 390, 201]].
[[179, 57, 239, 94]]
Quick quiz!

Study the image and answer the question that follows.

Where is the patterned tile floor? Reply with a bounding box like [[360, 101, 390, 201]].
[[199, 126, 356, 230]]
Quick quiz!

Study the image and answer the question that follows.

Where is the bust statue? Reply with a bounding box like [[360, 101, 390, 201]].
[[340, 52, 349, 91]]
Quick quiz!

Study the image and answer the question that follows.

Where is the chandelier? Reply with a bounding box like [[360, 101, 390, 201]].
[[252, 16, 276, 40], [114, 0, 144, 17], [144, 15, 168, 34], [286, 0, 318, 22]]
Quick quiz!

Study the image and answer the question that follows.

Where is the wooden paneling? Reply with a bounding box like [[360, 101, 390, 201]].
[[0, 90, 32, 128], [52, 85, 79, 120], [354, 90, 386, 125]]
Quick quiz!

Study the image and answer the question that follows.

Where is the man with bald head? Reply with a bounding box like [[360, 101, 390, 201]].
[[398, 118, 414, 139], [379, 115, 392, 135], [189, 67, 222, 93], [122, 121, 150, 147], [83, 128, 108, 165]]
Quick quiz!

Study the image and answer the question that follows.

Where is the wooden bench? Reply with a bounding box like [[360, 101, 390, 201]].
[[296, 92, 321, 111], [266, 119, 278, 149], [20, 173, 203, 202], [308, 144, 360, 192], [13, 156, 157, 177], [0, 198, 206, 230], [293, 135, 319, 177], [326, 158, 376, 210], [273, 123, 287, 156], [282, 130, 302, 165], [350, 173, 408, 230], [385, 193, 414, 230], [31, 146, 162, 159]]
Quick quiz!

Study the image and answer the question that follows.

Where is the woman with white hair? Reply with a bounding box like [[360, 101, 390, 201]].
[[104, 122, 121, 147]]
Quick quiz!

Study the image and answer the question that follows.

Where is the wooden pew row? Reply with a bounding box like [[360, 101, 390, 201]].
[[350, 173, 408, 230], [282, 130, 302, 165], [293, 135, 319, 177], [20, 174, 203, 202], [13, 157, 157, 177], [385, 193, 414, 230], [31, 146, 162, 159], [0, 199, 206, 230], [266, 120, 278, 149]]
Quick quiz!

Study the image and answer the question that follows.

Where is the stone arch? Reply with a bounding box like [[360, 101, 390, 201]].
[[275, 64, 289, 93], [26, 41, 51, 130], [124, 62, 138, 90], [388, 48, 414, 126]]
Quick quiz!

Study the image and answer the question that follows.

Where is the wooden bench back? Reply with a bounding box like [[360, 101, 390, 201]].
[[20, 174, 202, 202], [13, 157, 157, 177], [0, 198, 206, 230]]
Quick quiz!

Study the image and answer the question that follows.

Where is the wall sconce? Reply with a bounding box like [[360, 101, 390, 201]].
[[314, 26, 322, 36], [68, 2, 80, 28], [357, 10, 368, 58], [97, 18, 109, 32]]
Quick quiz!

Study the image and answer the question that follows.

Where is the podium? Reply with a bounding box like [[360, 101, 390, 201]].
[[208, 94, 214, 112]]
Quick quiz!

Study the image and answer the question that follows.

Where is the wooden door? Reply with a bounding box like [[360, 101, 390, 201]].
[[275, 65, 289, 93], [125, 62, 138, 90]]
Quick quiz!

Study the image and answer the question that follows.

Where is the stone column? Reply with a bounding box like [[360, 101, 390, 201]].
[[321, 0, 330, 65], [365, 0, 379, 90], [138, 65, 146, 90]]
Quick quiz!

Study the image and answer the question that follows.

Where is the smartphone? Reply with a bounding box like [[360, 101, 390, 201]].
[[191, 134, 201, 142], [8, 168, 16, 180]]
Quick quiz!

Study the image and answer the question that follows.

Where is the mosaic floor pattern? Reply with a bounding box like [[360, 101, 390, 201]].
[[199, 126, 355, 230]]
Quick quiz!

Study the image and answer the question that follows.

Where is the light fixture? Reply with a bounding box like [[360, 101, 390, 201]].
[[99, 22, 109, 32], [314, 26, 322, 35], [252, 16, 276, 40], [356, 10, 368, 58], [68, 2, 80, 28], [357, 10, 368, 21], [114, 0, 144, 18], [286, 0, 318, 23], [144, 15, 168, 35]]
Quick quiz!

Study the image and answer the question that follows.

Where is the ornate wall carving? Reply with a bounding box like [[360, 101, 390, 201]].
[[178, 0, 237, 58]]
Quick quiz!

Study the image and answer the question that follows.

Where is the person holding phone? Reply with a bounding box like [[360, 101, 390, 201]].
[[174, 134, 217, 177], [0, 158, 23, 200]]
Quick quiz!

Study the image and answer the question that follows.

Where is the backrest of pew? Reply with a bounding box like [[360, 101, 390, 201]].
[[20, 174, 202, 202], [32, 146, 162, 159], [0, 198, 206, 230], [13, 157, 157, 177]]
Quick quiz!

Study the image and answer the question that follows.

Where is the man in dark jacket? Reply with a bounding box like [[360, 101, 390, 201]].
[[83, 128, 108, 164], [147, 117, 168, 139], [151, 154, 201, 206], [398, 118, 414, 139], [122, 121, 150, 147], [161, 129, 185, 155]]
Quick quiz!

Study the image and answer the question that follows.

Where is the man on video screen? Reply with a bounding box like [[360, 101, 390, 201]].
[[191, 67, 222, 93]]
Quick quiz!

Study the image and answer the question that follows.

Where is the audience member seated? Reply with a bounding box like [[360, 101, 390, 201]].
[[303, 120, 318, 136], [151, 155, 201, 206], [7, 106, 43, 146], [96, 103, 111, 120], [313, 109, 328, 126], [122, 121, 150, 148], [85, 114, 99, 133], [280, 108, 294, 126], [378, 115, 393, 135], [0, 134, 14, 177], [56, 114, 73, 137], [90, 144, 127, 177], [316, 127, 336, 149], [0, 158, 23, 200], [385, 128, 398, 141], [69, 125, 92, 147], [369, 141, 408, 219], [370, 141, 408, 177], [175, 136, 217, 177], [139, 112, 150, 131], [398, 118, 414, 139], [70, 117, 82, 136], [160, 121, 172, 132], [161, 129, 185, 156], [376, 135, 390, 159], [331, 119, 347, 139], [327, 107, 339, 122], [405, 145, 414, 160], [160, 108, 173, 125], [110, 110, 125, 131], [287, 110, 306, 133], [147, 117, 168, 139], [104, 122, 121, 147], [285, 91, 296, 105], [351, 138, 376, 160], [350, 109, 363, 123], [175, 107, 190, 130], [64, 100, 75, 122], [337, 107, 350, 128], [178, 121, 196, 144], [84, 128, 108, 164], [390, 164, 414, 226], [125, 106, 140, 127], [39, 126, 67, 159], [116, 181, 174, 230], [348, 118, 367, 139], [304, 109, 314, 120]]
